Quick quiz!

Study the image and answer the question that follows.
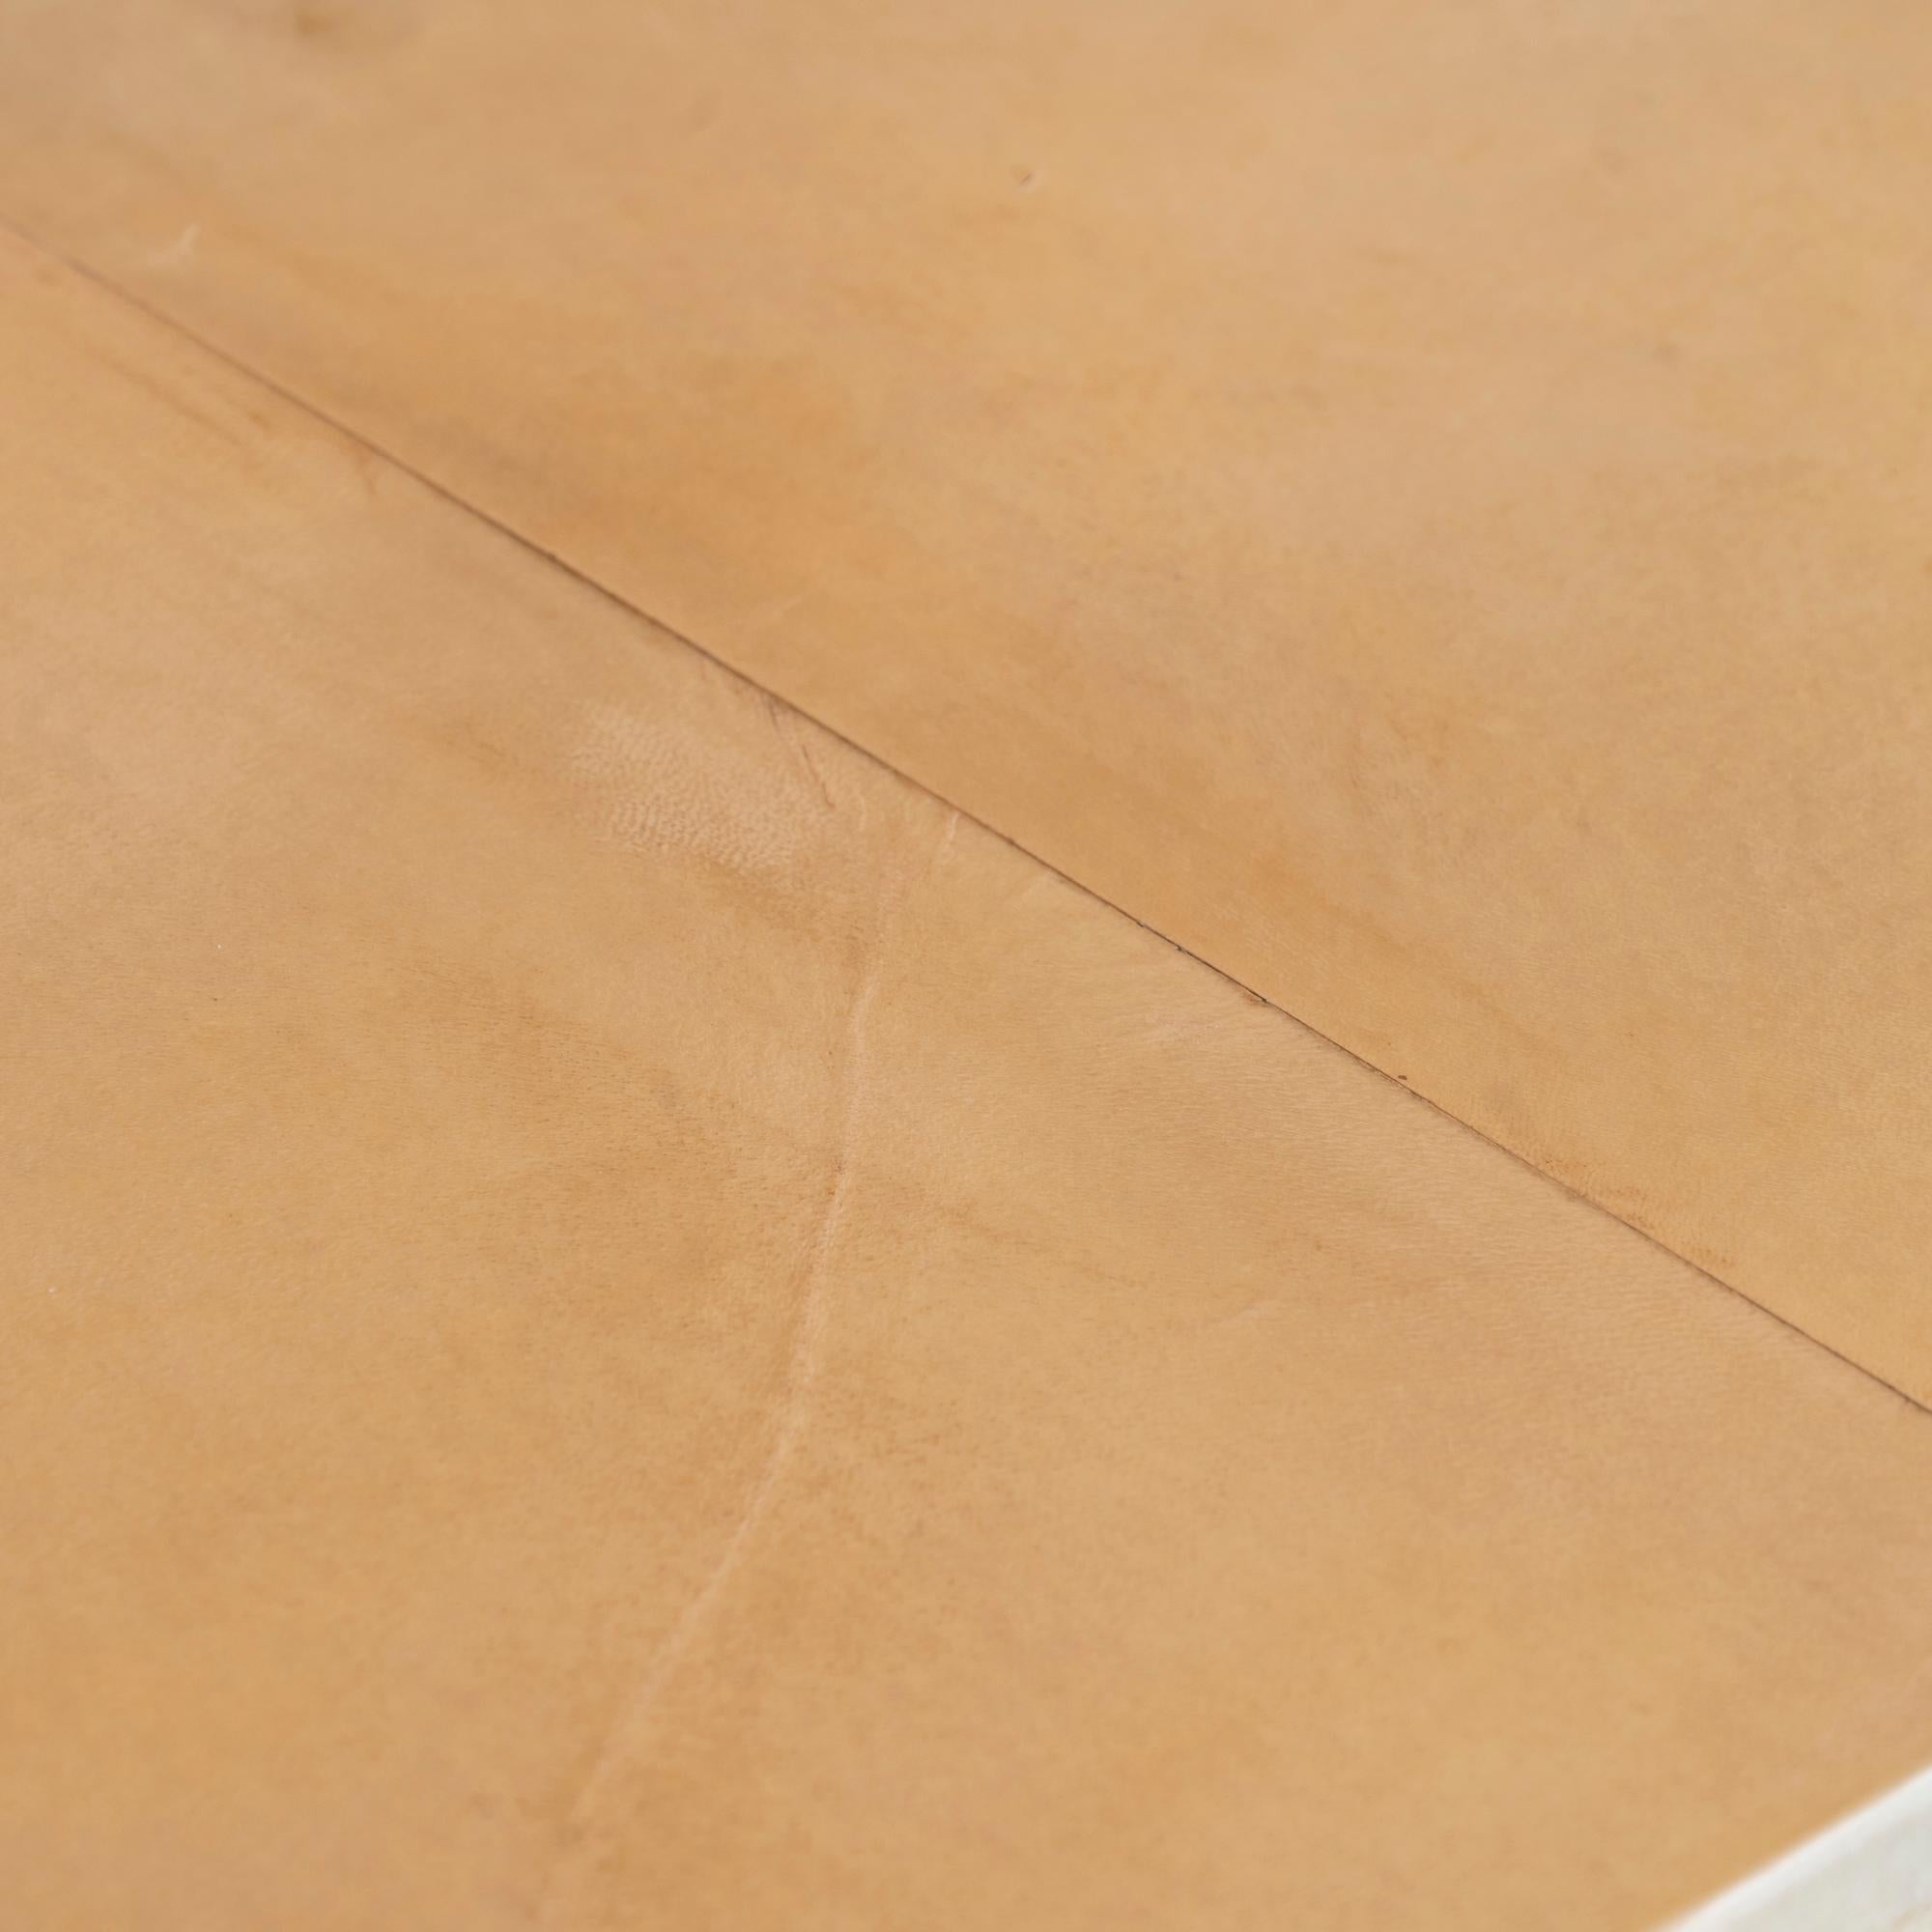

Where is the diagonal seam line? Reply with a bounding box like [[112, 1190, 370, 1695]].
[[12, 212, 1926, 1426]]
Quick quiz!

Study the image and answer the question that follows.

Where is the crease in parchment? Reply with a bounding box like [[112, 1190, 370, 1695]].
[[537, 817, 952, 1925], [20, 220, 1920, 1424]]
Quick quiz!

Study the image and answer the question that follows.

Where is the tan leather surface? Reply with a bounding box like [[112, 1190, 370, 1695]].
[[6, 232, 1932, 1930], [0, 0, 1927, 1398]]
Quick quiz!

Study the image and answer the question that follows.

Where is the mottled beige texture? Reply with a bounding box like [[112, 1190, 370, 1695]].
[[0, 0, 1927, 1395], [5, 232, 1932, 1932]]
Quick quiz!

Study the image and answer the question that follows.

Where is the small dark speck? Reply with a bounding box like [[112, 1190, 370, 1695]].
[[1012, 166, 1039, 192]]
